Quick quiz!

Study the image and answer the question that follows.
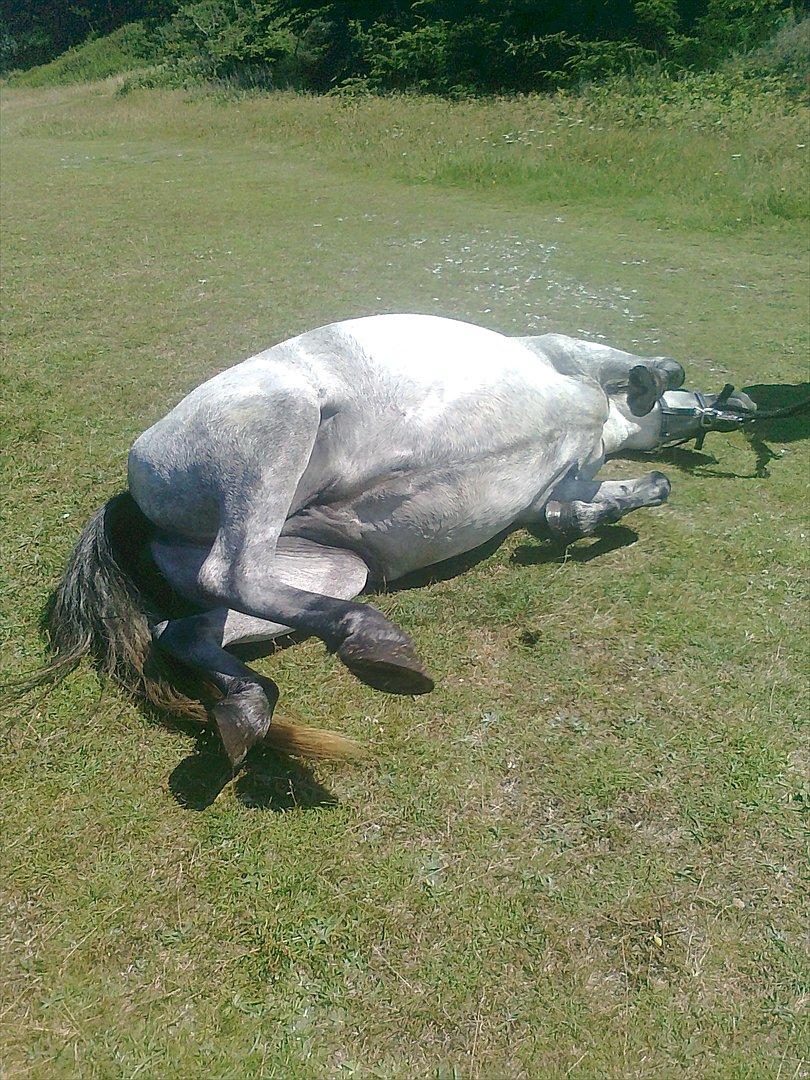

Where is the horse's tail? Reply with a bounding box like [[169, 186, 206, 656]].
[[9, 492, 357, 761]]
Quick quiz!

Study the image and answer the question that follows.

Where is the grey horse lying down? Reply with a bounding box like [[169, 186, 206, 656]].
[[41, 314, 757, 766]]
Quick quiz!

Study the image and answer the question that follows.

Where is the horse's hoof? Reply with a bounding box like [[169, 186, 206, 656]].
[[644, 470, 672, 504], [213, 681, 276, 769], [337, 631, 435, 695]]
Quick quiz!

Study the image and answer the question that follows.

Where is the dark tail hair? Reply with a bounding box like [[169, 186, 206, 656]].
[[9, 492, 357, 761]]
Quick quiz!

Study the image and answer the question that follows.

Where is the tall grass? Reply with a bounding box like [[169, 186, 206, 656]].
[[4, 23, 155, 88], [3, 72, 807, 232]]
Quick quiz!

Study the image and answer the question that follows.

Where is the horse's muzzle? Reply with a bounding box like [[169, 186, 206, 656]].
[[659, 384, 758, 449]]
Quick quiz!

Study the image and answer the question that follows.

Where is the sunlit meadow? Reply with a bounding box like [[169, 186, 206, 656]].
[[1, 76, 807, 1077]]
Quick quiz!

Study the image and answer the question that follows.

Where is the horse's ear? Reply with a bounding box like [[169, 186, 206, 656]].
[[627, 365, 667, 416]]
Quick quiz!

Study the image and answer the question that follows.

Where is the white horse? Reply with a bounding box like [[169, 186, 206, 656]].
[[40, 314, 757, 765]]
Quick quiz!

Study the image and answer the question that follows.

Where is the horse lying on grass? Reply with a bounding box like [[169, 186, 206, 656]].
[[29, 314, 763, 768]]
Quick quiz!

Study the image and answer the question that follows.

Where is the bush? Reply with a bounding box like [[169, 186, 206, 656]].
[[739, 11, 810, 83], [153, 0, 804, 95], [3, 0, 806, 96], [4, 23, 157, 86], [0, 1, 175, 74]]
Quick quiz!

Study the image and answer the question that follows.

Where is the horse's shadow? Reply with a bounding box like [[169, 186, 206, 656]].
[[388, 532, 508, 591], [167, 724, 337, 811], [621, 382, 809, 480], [743, 383, 810, 444], [512, 524, 639, 565], [383, 522, 639, 585]]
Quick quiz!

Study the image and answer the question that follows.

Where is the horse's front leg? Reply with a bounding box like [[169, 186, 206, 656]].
[[543, 473, 672, 542]]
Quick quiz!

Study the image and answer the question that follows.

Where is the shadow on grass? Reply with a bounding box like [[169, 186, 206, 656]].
[[620, 382, 810, 480], [743, 383, 810, 477], [168, 730, 337, 812], [743, 382, 810, 444], [387, 531, 509, 592], [512, 524, 639, 566], [619, 445, 721, 475]]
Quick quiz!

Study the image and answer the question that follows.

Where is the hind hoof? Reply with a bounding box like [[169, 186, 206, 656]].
[[213, 680, 276, 769], [337, 630, 434, 695]]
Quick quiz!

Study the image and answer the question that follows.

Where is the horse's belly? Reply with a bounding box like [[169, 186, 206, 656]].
[[285, 439, 584, 581]]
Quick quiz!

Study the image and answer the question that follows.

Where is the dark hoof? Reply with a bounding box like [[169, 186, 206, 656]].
[[337, 631, 434, 695], [213, 681, 276, 769], [628, 365, 666, 417], [544, 499, 581, 542], [645, 470, 672, 504]]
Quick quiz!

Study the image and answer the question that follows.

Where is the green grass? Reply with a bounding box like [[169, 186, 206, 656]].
[[3, 71, 808, 233], [3, 24, 155, 89], [1, 80, 808, 1078]]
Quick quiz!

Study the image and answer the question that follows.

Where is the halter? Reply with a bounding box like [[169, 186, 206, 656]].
[[659, 384, 754, 449], [659, 382, 810, 450]]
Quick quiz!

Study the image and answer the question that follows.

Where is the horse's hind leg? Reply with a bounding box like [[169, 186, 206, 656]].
[[170, 387, 433, 696], [152, 537, 373, 766], [152, 611, 279, 768], [544, 472, 671, 542], [155, 519, 432, 695]]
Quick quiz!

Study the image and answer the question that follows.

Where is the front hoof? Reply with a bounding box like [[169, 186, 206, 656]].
[[646, 471, 672, 504], [337, 630, 434, 695], [213, 681, 275, 769]]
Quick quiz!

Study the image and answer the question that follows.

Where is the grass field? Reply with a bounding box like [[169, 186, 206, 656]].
[[1, 78, 808, 1078]]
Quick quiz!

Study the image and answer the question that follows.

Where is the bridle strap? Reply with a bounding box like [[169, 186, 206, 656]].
[[659, 384, 755, 450]]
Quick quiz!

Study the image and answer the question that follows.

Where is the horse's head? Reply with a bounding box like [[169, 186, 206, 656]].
[[603, 379, 764, 457]]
